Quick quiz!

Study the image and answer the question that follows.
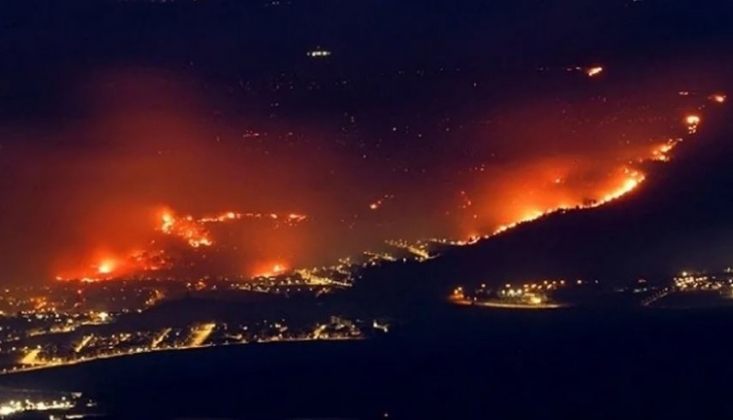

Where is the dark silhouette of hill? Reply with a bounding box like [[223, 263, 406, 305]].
[[355, 107, 733, 302]]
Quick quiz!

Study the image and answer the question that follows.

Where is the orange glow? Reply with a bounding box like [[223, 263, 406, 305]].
[[158, 209, 213, 248], [57, 206, 307, 281], [651, 140, 678, 162], [254, 262, 289, 277], [469, 162, 649, 242], [32, 70, 723, 284], [157, 208, 306, 248], [97, 260, 116, 274]]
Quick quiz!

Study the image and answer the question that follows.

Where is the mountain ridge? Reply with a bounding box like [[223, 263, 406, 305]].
[[355, 107, 733, 300]]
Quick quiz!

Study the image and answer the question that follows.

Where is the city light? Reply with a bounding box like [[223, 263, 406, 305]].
[[710, 94, 726, 104], [586, 66, 604, 77], [307, 49, 332, 58]]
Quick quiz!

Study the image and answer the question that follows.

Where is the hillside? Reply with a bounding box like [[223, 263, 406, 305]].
[[355, 107, 733, 299]]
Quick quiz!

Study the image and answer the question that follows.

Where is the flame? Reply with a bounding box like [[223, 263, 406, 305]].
[[458, 104, 713, 244], [158, 209, 307, 248], [478, 168, 645, 241], [158, 209, 213, 248], [651, 140, 678, 162], [685, 114, 701, 134], [57, 207, 307, 281], [198, 211, 307, 225], [254, 262, 289, 277], [97, 259, 116, 274]]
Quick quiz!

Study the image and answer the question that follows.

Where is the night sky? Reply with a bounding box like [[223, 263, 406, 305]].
[[1, 0, 732, 284]]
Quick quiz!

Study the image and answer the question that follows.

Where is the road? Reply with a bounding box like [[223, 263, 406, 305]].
[[1, 335, 364, 377], [18, 349, 43, 366], [450, 297, 565, 309], [189, 323, 216, 347], [151, 328, 172, 349], [641, 287, 672, 307]]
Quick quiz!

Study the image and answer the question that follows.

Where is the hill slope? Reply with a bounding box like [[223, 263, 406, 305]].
[[355, 108, 733, 300]]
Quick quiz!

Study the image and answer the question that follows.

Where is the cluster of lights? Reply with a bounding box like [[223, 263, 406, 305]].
[[685, 114, 701, 134], [385, 239, 432, 261], [369, 194, 394, 210], [451, 280, 583, 308], [586, 66, 604, 77], [710, 94, 726, 104], [4, 314, 380, 376], [307, 49, 332, 58], [672, 271, 733, 291], [0, 398, 74, 417]]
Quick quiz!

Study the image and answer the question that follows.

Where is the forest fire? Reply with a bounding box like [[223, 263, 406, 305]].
[[488, 169, 645, 238], [157, 209, 307, 248], [159, 211, 213, 248], [652, 140, 678, 162], [465, 101, 715, 244], [55, 207, 307, 281], [96, 260, 117, 275], [253, 262, 289, 278], [2, 63, 721, 286]]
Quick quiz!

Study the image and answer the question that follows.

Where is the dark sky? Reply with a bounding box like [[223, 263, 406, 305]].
[[0, 0, 732, 284]]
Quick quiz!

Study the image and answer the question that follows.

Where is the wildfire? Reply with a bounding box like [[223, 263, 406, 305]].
[[465, 102, 714, 245], [198, 211, 307, 226], [57, 207, 307, 282], [651, 140, 679, 162], [254, 262, 289, 277], [485, 168, 645, 239], [158, 209, 307, 248], [597, 170, 645, 204], [685, 114, 701, 134], [159, 210, 213, 248], [97, 260, 116, 274]]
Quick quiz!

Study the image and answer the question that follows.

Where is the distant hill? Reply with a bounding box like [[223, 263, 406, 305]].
[[355, 108, 733, 300]]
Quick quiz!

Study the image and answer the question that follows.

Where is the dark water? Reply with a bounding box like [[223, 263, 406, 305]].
[[4, 306, 733, 419]]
